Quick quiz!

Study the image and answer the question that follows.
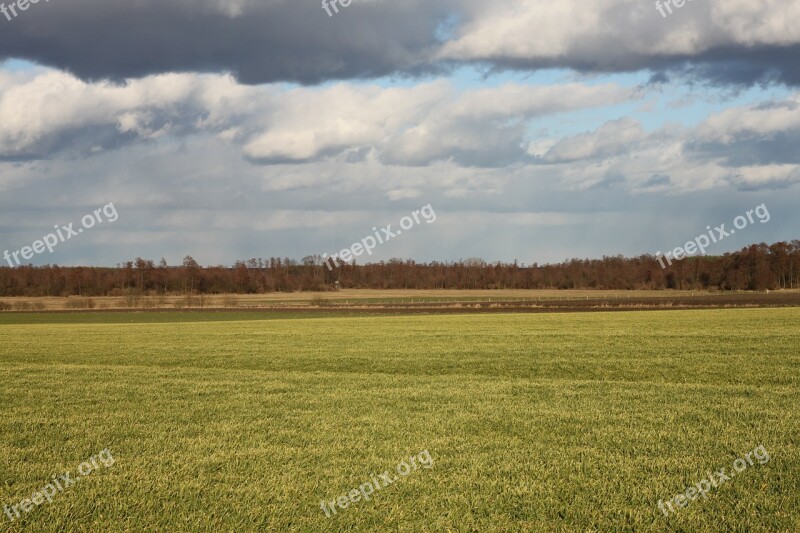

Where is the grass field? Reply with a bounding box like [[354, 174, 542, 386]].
[[1, 309, 799, 531]]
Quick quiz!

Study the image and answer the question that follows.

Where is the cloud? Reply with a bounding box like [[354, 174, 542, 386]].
[[0, 0, 451, 85], [438, 0, 800, 87], [2, 0, 800, 87], [694, 95, 800, 143], [0, 68, 634, 168], [387, 189, 423, 201], [642, 173, 671, 189], [241, 82, 451, 164], [1, 117, 797, 267], [6, 64, 800, 197], [525, 91, 800, 192], [538, 118, 647, 164], [726, 164, 800, 191], [379, 83, 634, 167], [0, 70, 257, 159]]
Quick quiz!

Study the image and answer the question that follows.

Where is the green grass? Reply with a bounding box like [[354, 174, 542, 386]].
[[0, 309, 798, 531]]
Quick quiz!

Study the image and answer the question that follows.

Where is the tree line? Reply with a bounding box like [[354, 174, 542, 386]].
[[0, 240, 798, 297]]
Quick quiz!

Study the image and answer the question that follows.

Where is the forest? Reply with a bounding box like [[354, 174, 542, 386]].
[[0, 240, 798, 297]]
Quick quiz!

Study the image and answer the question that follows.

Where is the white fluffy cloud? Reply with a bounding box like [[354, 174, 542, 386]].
[[528, 92, 800, 193], [695, 94, 800, 143], [440, 0, 800, 64], [539, 118, 648, 164], [0, 70, 256, 157], [4, 65, 800, 197], [0, 69, 633, 167]]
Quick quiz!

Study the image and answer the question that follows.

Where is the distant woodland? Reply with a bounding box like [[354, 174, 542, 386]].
[[0, 240, 798, 296]]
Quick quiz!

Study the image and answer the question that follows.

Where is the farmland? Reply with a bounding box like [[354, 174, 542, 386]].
[[2, 288, 799, 313], [1, 308, 799, 531]]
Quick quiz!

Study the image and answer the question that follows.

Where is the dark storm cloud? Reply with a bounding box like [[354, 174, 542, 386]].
[[676, 45, 800, 88], [0, 0, 452, 85], [468, 44, 800, 90]]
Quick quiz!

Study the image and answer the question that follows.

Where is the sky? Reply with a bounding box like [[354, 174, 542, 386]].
[[1, 0, 799, 267]]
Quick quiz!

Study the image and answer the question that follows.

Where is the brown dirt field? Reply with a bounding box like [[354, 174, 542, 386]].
[[1, 290, 799, 314]]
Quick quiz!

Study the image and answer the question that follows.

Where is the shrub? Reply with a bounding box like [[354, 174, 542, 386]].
[[183, 295, 201, 308], [310, 296, 332, 307], [123, 292, 141, 308], [141, 297, 158, 309], [65, 298, 97, 309]]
